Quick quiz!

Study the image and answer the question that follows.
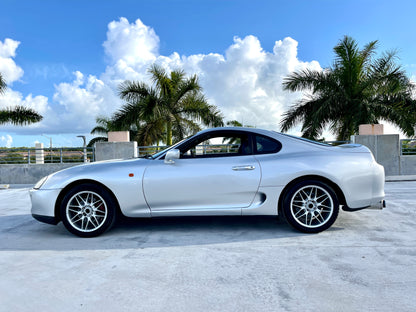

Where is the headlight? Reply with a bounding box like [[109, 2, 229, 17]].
[[33, 175, 49, 190]]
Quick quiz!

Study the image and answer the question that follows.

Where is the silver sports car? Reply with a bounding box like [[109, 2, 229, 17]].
[[30, 127, 385, 237]]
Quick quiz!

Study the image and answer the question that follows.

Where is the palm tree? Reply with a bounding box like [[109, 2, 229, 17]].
[[114, 64, 224, 146], [280, 36, 416, 140], [0, 73, 6, 94], [0, 72, 43, 126], [87, 117, 115, 147]]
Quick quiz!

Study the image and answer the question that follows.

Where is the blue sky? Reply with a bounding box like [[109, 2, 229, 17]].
[[1, 0, 415, 147]]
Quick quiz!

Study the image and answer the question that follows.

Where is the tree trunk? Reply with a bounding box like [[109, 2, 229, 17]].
[[166, 121, 172, 146]]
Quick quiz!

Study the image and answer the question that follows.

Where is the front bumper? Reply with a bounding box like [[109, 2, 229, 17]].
[[30, 188, 62, 224], [32, 214, 59, 225]]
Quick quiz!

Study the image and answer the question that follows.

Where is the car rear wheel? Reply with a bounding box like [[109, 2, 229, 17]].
[[283, 180, 339, 233], [60, 183, 117, 237]]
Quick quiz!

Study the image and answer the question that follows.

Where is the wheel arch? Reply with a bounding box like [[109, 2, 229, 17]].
[[278, 175, 346, 215], [54, 179, 123, 222]]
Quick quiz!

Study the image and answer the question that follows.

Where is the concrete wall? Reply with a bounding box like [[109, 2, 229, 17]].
[[400, 156, 416, 175], [0, 163, 80, 184], [95, 142, 137, 161], [352, 134, 416, 175]]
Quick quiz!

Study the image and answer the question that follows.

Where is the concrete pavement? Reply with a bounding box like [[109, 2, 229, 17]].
[[0, 181, 415, 311]]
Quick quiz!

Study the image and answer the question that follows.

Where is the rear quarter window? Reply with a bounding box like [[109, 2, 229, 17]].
[[255, 135, 282, 154]]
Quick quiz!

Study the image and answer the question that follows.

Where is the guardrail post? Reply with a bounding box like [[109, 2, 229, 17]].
[[35, 143, 44, 164]]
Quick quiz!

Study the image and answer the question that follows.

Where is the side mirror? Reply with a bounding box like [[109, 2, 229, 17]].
[[164, 149, 180, 164]]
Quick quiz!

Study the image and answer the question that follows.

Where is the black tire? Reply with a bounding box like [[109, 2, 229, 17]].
[[60, 183, 117, 237], [282, 180, 339, 233]]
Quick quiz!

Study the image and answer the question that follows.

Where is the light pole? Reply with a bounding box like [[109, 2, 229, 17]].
[[77, 135, 87, 163], [41, 134, 52, 163]]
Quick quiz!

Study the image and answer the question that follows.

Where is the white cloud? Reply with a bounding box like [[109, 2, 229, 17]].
[[0, 134, 13, 147], [104, 18, 159, 65], [0, 90, 49, 115], [176, 35, 321, 129], [52, 71, 120, 132], [0, 38, 24, 84], [1, 18, 323, 137], [97, 18, 322, 131]]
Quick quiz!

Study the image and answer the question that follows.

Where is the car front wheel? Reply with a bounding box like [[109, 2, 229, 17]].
[[283, 180, 339, 233], [60, 183, 117, 237]]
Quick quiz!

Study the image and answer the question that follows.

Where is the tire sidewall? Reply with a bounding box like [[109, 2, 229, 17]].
[[283, 180, 339, 233], [60, 183, 116, 237]]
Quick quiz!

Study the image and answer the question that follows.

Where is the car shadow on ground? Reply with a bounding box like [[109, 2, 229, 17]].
[[0, 214, 322, 251]]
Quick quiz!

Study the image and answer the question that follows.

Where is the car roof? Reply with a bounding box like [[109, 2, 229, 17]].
[[197, 127, 278, 137]]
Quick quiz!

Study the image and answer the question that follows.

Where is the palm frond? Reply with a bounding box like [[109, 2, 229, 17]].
[[0, 106, 43, 126], [0, 73, 6, 94], [87, 136, 108, 147]]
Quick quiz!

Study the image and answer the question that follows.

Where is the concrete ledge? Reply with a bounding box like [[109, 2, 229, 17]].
[[386, 175, 416, 182], [0, 163, 80, 184]]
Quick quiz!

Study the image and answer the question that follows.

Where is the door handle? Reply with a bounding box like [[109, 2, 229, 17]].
[[232, 165, 255, 171]]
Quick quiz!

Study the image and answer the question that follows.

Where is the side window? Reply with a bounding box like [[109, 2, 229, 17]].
[[255, 135, 282, 154], [182, 133, 252, 158]]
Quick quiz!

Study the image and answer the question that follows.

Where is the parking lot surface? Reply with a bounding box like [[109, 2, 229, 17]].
[[0, 182, 415, 312]]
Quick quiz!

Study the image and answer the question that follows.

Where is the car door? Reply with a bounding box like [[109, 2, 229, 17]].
[[143, 131, 261, 215]]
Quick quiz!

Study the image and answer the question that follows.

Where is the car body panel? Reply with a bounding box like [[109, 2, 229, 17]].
[[32, 159, 152, 217], [143, 155, 261, 214], [30, 127, 385, 227]]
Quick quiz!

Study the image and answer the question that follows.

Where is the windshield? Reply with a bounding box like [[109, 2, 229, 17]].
[[149, 138, 188, 159]]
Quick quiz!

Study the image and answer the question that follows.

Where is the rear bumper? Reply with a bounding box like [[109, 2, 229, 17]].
[[342, 199, 386, 212]]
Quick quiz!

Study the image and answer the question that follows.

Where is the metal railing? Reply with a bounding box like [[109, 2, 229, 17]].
[[138, 144, 247, 157], [400, 139, 416, 155], [0, 147, 95, 164], [137, 145, 168, 157]]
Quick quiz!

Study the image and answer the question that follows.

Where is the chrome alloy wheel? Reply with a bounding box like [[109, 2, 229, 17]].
[[290, 185, 334, 228], [66, 191, 108, 233]]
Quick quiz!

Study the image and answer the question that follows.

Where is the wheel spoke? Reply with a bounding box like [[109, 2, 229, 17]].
[[316, 193, 327, 201], [300, 190, 309, 200], [92, 198, 102, 206], [74, 195, 83, 206], [86, 193, 92, 205], [90, 216, 98, 228], [68, 207, 80, 214], [308, 212, 314, 226], [70, 214, 83, 223], [294, 208, 306, 217], [315, 211, 325, 223]]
